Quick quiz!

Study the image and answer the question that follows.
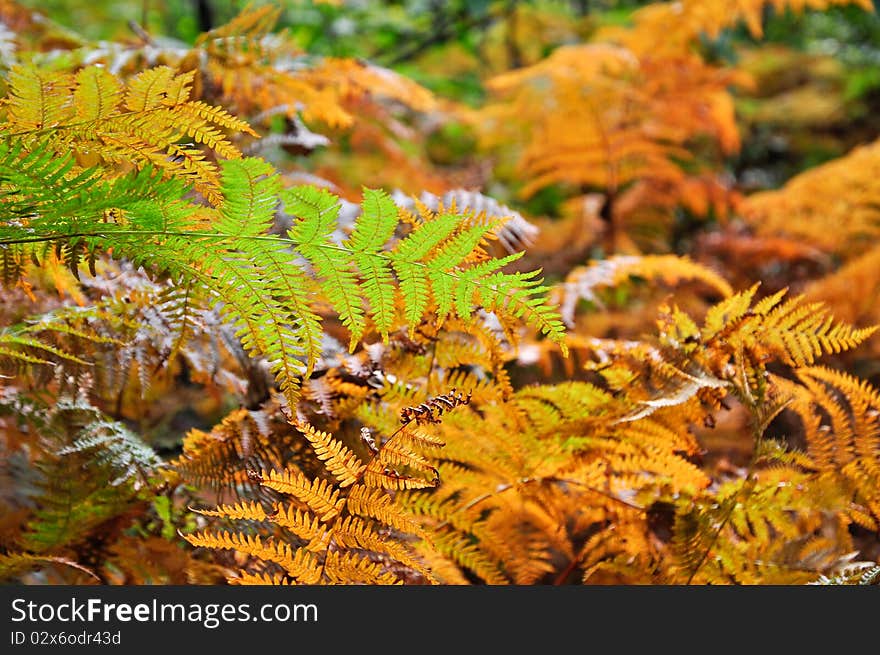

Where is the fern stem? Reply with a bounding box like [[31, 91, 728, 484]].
[[684, 395, 777, 584], [0, 230, 546, 323], [2, 106, 169, 141]]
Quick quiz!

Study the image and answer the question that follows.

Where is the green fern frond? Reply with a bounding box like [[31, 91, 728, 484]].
[[346, 188, 399, 340], [3, 131, 565, 408], [0, 329, 89, 368]]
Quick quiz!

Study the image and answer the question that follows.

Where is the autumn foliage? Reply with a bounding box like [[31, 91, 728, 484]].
[[1, 0, 879, 586]]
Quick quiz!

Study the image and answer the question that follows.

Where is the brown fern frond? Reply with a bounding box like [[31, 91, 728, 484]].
[[172, 404, 309, 499], [399, 387, 472, 426], [552, 254, 732, 326]]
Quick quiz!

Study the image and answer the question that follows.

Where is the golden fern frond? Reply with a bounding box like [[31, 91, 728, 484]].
[[182, 388, 469, 584], [268, 505, 327, 548], [782, 366, 880, 527], [292, 420, 366, 488], [330, 514, 433, 579], [362, 465, 437, 491], [322, 550, 402, 585], [392, 376, 712, 584], [668, 471, 855, 584], [190, 501, 269, 522], [696, 285, 878, 369], [172, 404, 309, 499], [739, 139, 880, 257], [572, 285, 876, 429], [1, 65, 255, 206], [183, 530, 323, 583], [609, 423, 711, 496], [477, 41, 743, 213], [345, 485, 423, 535], [757, 292, 878, 365], [255, 468, 344, 522], [480, 45, 677, 197]]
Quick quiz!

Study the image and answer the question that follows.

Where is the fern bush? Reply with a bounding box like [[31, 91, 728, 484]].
[[2, 0, 880, 586]]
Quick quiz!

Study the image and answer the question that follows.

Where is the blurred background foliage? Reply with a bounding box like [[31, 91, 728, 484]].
[[19, 0, 880, 199]]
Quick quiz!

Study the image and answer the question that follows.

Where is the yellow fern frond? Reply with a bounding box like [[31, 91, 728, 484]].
[[322, 550, 402, 585], [73, 66, 122, 122], [3, 66, 72, 131], [345, 485, 423, 535], [183, 530, 322, 583], [1, 64, 254, 206], [292, 420, 365, 487], [783, 367, 880, 526], [363, 465, 437, 490], [191, 501, 269, 522], [698, 286, 878, 369], [269, 504, 328, 548], [256, 468, 344, 521]]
